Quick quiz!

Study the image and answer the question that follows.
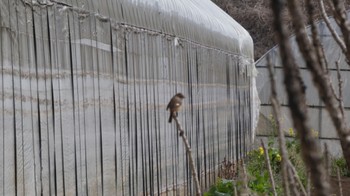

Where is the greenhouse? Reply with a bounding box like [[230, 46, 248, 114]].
[[0, 0, 258, 195]]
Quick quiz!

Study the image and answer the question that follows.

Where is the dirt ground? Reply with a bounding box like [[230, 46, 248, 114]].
[[329, 176, 350, 195], [311, 176, 350, 195]]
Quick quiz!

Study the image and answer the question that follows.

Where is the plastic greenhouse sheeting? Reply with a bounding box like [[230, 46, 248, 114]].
[[0, 0, 259, 195]]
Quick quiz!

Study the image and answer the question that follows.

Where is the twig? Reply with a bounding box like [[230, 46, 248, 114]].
[[319, 0, 347, 55], [307, 171, 311, 196], [234, 183, 238, 196], [308, 2, 338, 113], [287, 166, 300, 196], [173, 117, 201, 195], [337, 166, 343, 196], [260, 140, 277, 196], [335, 60, 345, 117], [308, 1, 327, 71], [324, 143, 331, 181], [328, 56, 343, 104], [267, 54, 291, 196], [331, 0, 350, 64], [241, 160, 249, 191], [320, 2, 347, 114], [287, 160, 307, 196]]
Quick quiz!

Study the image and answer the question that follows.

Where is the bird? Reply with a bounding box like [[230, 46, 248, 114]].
[[166, 93, 185, 123]]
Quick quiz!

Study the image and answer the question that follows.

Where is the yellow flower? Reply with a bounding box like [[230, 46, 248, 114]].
[[311, 129, 319, 138], [276, 154, 282, 162], [259, 147, 264, 155], [289, 128, 295, 137]]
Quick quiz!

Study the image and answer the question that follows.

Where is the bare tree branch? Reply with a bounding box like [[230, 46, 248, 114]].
[[286, 0, 350, 170], [271, 0, 330, 195], [307, 171, 311, 196], [337, 166, 343, 196], [308, 1, 327, 71], [331, 0, 350, 63], [319, 0, 347, 55], [261, 140, 277, 196], [238, 160, 250, 195], [335, 60, 345, 117], [234, 184, 238, 196], [309, 3, 345, 119], [324, 143, 330, 182], [287, 160, 307, 196], [287, 166, 301, 196], [267, 54, 290, 196]]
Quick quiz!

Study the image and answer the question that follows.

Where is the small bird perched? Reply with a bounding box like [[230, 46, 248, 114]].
[[166, 93, 185, 123]]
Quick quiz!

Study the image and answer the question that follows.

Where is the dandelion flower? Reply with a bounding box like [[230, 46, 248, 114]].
[[259, 147, 264, 155], [276, 154, 282, 162], [312, 129, 319, 138], [289, 128, 294, 137]]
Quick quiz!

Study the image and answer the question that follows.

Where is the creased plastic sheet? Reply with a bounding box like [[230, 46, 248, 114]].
[[0, 0, 258, 195]]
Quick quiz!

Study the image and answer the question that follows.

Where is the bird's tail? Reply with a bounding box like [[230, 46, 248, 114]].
[[168, 113, 172, 123]]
